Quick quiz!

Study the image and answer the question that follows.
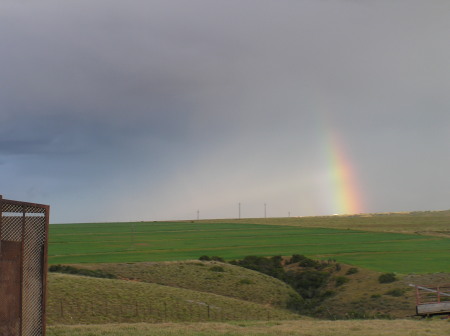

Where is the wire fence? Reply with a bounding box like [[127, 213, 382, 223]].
[[47, 298, 280, 324]]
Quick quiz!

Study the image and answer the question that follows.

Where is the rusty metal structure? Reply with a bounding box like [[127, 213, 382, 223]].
[[412, 284, 450, 316], [0, 195, 49, 336]]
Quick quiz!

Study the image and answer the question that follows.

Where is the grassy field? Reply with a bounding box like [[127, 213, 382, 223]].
[[47, 320, 450, 336], [49, 216, 450, 273], [64, 261, 450, 319], [77, 261, 301, 309], [46, 212, 450, 334], [47, 272, 298, 325], [206, 210, 450, 236]]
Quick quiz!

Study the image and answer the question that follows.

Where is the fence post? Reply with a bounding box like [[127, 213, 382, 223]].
[[207, 304, 210, 320], [60, 299, 64, 318]]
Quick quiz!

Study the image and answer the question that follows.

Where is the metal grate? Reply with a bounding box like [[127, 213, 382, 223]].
[[1, 216, 23, 242], [0, 196, 49, 336]]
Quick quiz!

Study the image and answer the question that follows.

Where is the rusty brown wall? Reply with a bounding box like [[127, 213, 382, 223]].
[[0, 241, 22, 336], [0, 196, 49, 336]]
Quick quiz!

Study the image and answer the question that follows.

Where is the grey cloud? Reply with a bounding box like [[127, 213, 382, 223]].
[[1, 0, 450, 222]]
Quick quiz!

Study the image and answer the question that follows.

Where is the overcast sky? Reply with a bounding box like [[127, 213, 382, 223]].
[[1, 0, 450, 223]]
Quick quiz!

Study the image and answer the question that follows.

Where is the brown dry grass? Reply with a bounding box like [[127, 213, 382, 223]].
[[47, 319, 450, 336]]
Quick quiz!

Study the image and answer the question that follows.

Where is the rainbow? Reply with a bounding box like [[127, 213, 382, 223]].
[[324, 129, 364, 215]]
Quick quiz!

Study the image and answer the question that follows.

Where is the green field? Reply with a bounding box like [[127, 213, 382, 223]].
[[49, 219, 450, 273]]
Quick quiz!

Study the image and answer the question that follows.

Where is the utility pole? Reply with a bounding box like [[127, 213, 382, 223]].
[[238, 203, 241, 220], [197, 210, 200, 220], [264, 203, 267, 219]]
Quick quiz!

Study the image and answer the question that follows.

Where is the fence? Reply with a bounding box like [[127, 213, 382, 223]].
[[46, 297, 279, 325], [413, 284, 450, 316], [0, 195, 49, 336], [415, 285, 450, 305]]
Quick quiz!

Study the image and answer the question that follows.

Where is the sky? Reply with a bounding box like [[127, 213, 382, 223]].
[[1, 0, 450, 223]]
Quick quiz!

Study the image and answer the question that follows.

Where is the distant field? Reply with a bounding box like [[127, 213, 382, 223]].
[[49, 218, 450, 273], [201, 210, 450, 236]]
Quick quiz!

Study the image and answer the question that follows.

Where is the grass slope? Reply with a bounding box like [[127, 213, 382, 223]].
[[47, 320, 450, 336], [78, 261, 301, 309], [49, 219, 450, 273], [47, 273, 298, 325]]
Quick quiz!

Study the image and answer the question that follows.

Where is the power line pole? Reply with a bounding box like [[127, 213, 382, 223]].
[[197, 210, 199, 220], [264, 203, 267, 219], [238, 203, 241, 220]]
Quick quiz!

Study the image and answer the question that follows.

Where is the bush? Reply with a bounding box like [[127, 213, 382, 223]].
[[238, 278, 253, 285], [346, 267, 358, 275], [334, 276, 349, 287], [378, 272, 397, 284], [286, 292, 304, 311], [199, 255, 211, 261], [299, 258, 319, 268], [209, 265, 225, 272], [232, 255, 285, 279], [288, 254, 307, 264], [286, 270, 330, 299], [211, 256, 225, 262], [385, 288, 405, 297], [48, 264, 116, 279]]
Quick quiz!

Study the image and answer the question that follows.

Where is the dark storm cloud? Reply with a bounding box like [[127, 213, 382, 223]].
[[1, 0, 450, 222]]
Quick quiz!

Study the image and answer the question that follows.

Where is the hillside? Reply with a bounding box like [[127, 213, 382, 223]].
[[53, 258, 450, 320], [47, 273, 299, 325], [79, 260, 302, 309]]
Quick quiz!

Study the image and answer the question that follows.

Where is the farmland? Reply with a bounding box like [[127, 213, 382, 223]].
[[46, 211, 450, 335], [49, 213, 450, 273]]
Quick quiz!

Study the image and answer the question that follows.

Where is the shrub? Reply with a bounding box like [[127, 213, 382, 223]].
[[385, 288, 405, 297], [199, 255, 211, 261], [334, 276, 349, 287], [286, 270, 330, 299], [288, 254, 307, 264], [346, 267, 358, 275], [298, 257, 319, 268], [48, 264, 116, 279], [238, 278, 253, 285], [322, 290, 336, 298], [209, 265, 225, 272], [232, 255, 285, 279], [286, 292, 304, 311], [210, 256, 225, 262], [378, 272, 397, 284]]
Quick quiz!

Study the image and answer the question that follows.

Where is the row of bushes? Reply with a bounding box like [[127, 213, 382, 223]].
[[49, 264, 117, 279], [199, 254, 347, 313]]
